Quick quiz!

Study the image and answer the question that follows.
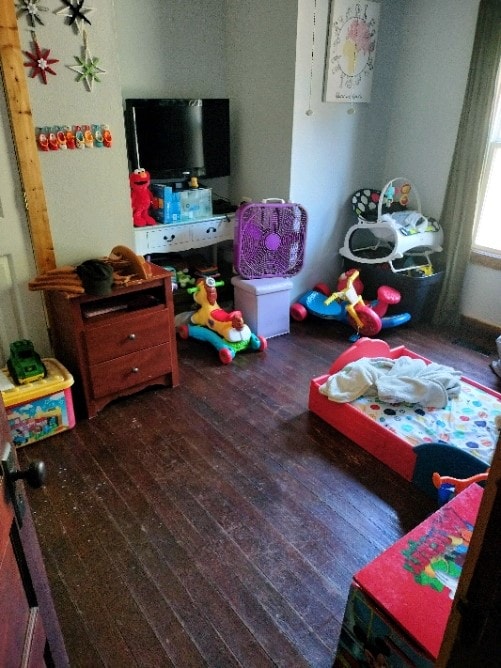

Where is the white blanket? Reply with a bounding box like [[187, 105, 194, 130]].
[[319, 356, 461, 408]]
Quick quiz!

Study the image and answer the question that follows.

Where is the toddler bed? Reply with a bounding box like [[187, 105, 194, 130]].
[[308, 338, 501, 498]]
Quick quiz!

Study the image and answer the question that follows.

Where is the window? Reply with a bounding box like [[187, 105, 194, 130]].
[[472, 61, 501, 256]]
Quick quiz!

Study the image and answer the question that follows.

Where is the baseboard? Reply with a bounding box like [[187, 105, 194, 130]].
[[454, 316, 498, 356], [460, 316, 498, 339]]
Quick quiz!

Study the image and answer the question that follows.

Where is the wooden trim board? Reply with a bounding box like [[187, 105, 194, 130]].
[[0, 1, 56, 274]]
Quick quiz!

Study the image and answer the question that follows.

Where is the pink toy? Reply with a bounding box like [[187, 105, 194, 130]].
[[129, 168, 157, 227]]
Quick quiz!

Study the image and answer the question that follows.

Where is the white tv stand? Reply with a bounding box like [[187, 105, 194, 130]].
[[133, 214, 234, 263]]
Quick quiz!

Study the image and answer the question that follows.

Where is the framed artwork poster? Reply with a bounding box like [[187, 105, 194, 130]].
[[324, 0, 380, 103]]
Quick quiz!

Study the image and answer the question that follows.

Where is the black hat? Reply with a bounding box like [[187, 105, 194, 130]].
[[76, 260, 114, 296]]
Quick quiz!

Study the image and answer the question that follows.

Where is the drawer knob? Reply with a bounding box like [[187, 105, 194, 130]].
[[128, 333, 137, 340], [131, 367, 139, 373]]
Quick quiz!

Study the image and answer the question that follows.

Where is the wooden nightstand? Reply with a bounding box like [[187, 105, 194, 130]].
[[47, 263, 179, 418]]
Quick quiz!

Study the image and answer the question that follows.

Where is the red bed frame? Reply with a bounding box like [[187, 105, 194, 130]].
[[308, 338, 501, 497]]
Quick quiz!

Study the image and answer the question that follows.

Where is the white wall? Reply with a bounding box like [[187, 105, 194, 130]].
[[115, 0, 230, 199], [462, 263, 501, 327], [380, 0, 501, 328], [3, 0, 499, 348], [223, 0, 408, 300], [288, 0, 407, 297], [0, 80, 50, 362], [224, 0, 298, 206], [116, 0, 227, 100], [287, 0, 500, 325], [17, 0, 133, 266], [381, 0, 478, 217]]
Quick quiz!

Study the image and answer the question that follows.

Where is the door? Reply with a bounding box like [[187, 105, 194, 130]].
[[0, 397, 68, 667]]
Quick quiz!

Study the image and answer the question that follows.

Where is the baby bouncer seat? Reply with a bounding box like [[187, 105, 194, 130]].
[[339, 178, 443, 273]]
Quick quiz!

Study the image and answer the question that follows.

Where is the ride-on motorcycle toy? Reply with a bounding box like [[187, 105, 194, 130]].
[[177, 276, 267, 364], [290, 269, 411, 340]]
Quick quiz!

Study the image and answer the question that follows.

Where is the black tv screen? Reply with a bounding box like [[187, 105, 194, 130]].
[[124, 98, 230, 181]]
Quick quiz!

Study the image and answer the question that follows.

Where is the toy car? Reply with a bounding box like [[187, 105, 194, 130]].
[[7, 339, 46, 385]]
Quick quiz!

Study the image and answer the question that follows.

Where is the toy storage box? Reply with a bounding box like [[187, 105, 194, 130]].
[[151, 183, 213, 223], [1, 358, 75, 447], [334, 483, 482, 667], [231, 276, 293, 338]]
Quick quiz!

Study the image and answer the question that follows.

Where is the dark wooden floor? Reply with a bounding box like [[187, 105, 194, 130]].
[[18, 318, 500, 668]]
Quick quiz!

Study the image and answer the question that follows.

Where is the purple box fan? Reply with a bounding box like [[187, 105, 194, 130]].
[[233, 198, 308, 279]]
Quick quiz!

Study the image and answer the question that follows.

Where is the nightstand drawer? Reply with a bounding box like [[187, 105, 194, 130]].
[[90, 343, 173, 399], [85, 309, 170, 365]]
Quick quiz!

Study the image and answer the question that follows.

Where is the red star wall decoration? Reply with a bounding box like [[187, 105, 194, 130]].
[[24, 39, 59, 84]]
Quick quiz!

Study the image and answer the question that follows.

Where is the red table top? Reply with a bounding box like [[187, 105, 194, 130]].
[[355, 483, 483, 659]]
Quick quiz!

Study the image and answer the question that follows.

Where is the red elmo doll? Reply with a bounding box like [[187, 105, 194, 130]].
[[130, 168, 157, 227]]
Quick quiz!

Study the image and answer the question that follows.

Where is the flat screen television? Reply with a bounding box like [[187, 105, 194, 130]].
[[124, 98, 230, 181]]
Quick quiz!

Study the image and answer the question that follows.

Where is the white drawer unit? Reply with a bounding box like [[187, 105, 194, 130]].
[[134, 215, 234, 257], [190, 215, 233, 245], [147, 225, 191, 253]]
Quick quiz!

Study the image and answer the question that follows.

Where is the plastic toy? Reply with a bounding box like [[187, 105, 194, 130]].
[[176, 268, 196, 289], [432, 470, 490, 506], [290, 269, 411, 340], [129, 168, 157, 227], [177, 276, 267, 364], [7, 340, 47, 385]]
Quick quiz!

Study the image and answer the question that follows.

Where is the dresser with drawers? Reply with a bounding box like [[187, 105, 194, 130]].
[[47, 263, 179, 418]]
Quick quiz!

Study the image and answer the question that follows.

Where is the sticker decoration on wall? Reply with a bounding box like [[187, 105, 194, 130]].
[[69, 30, 105, 92], [24, 32, 59, 84], [16, 0, 49, 27], [35, 124, 112, 151], [55, 0, 94, 34], [324, 0, 380, 103]]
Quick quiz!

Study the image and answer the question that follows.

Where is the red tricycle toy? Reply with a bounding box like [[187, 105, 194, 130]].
[[290, 269, 411, 340]]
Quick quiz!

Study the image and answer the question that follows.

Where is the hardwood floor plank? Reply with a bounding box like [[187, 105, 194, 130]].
[[16, 320, 497, 667], [27, 432, 179, 668], [68, 424, 238, 668], [174, 363, 432, 545], [27, 468, 158, 665], [84, 409, 332, 667]]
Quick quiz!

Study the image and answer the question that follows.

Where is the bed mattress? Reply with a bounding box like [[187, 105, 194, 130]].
[[308, 338, 501, 496]]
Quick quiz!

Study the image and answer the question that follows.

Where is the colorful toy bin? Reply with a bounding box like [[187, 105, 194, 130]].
[[1, 358, 75, 448], [151, 183, 213, 223], [333, 483, 482, 667]]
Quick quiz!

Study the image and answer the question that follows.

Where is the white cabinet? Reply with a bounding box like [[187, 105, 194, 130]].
[[134, 215, 234, 257]]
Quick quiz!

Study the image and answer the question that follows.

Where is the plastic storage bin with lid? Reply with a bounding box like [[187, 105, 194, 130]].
[[1, 358, 75, 447]]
